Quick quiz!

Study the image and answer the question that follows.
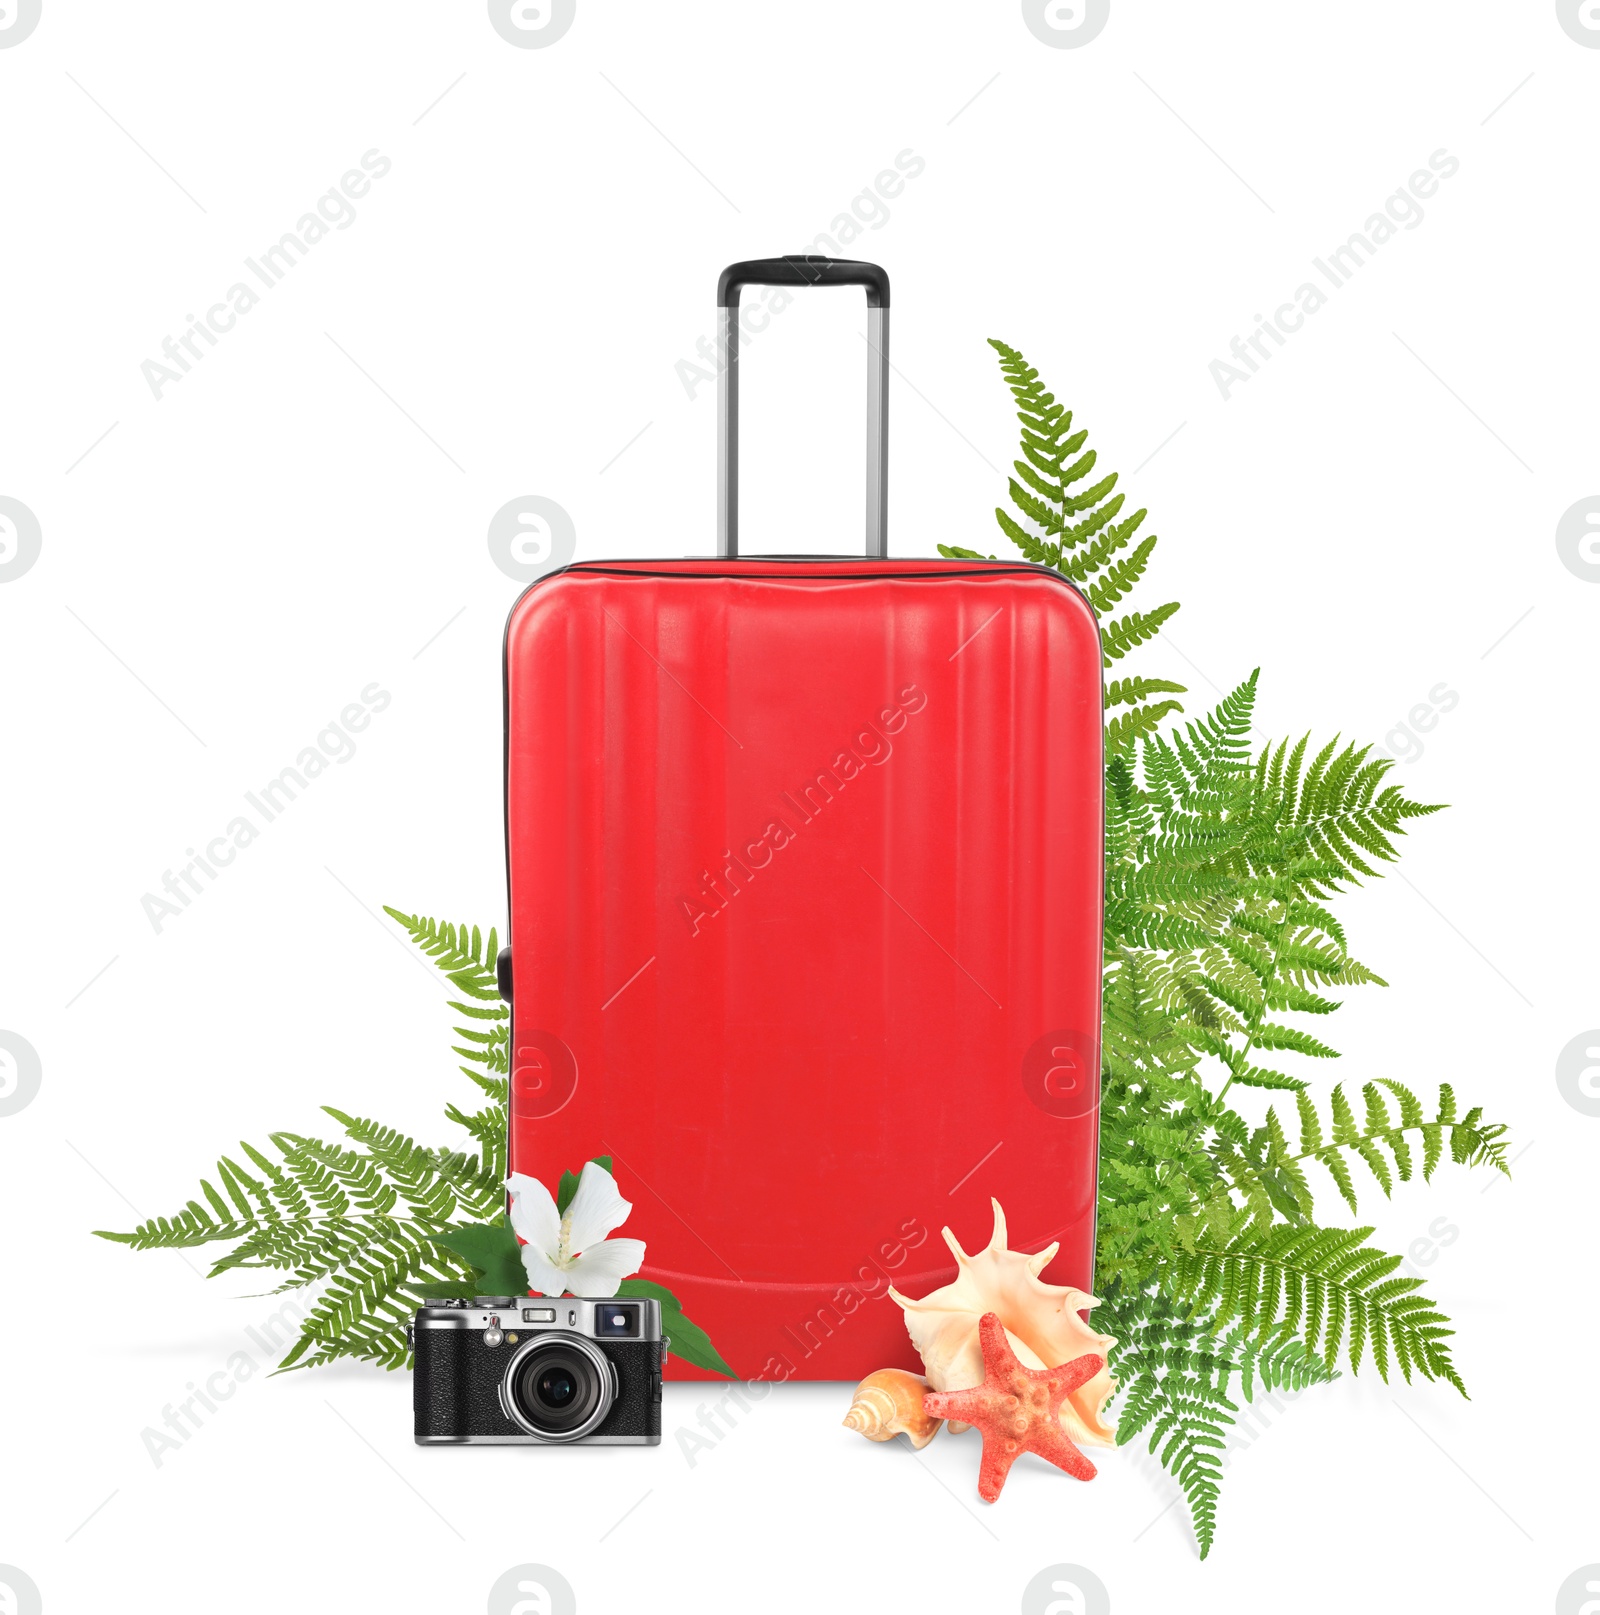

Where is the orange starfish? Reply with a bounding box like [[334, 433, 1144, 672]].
[[922, 1311, 1105, 1502]]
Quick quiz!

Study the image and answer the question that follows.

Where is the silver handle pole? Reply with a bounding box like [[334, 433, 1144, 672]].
[[717, 307, 738, 558], [715, 276, 889, 560], [865, 306, 889, 559]]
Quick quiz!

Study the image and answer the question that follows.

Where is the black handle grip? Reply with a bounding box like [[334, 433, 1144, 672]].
[[717, 256, 890, 309]]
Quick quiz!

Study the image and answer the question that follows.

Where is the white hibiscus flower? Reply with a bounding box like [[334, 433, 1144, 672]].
[[505, 1160, 647, 1299]]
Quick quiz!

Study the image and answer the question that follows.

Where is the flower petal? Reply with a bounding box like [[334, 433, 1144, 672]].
[[563, 1161, 633, 1255], [505, 1173, 560, 1256], [519, 1241, 570, 1299], [562, 1238, 646, 1298]]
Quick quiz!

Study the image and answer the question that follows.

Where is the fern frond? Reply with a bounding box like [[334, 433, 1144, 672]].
[[1107, 700, 1186, 753], [275, 1220, 464, 1373], [974, 339, 1181, 697], [1086, 534, 1159, 615], [940, 343, 1506, 1564], [1107, 675, 1188, 710], [1252, 743, 1445, 893], [1168, 1223, 1466, 1394], [382, 908, 502, 1001], [1255, 1081, 1512, 1216], [1102, 603, 1181, 664], [1102, 1284, 1333, 1557]]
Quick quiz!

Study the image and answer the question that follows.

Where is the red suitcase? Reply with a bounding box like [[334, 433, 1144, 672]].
[[502, 258, 1103, 1381]]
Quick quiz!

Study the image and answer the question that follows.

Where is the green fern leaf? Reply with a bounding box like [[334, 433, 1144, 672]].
[[1169, 1223, 1466, 1394], [1101, 1284, 1333, 1557], [968, 339, 1181, 696], [1101, 603, 1181, 664], [1107, 676, 1188, 710], [1107, 700, 1186, 752]]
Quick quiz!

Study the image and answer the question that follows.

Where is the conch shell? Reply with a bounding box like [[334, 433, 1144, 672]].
[[842, 1368, 942, 1450], [888, 1199, 1116, 1448]]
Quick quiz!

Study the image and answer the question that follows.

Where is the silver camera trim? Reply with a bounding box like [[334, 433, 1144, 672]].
[[497, 1332, 619, 1443], [415, 1297, 662, 1338]]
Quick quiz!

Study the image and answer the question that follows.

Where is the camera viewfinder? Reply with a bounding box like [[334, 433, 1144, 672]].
[[594, 1303, 640, 1338]]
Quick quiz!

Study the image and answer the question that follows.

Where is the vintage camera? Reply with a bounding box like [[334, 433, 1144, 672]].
[[412, 1296, 663, 1445]]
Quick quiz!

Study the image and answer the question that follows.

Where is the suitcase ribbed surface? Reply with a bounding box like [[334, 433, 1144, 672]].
[[504, 558, 1102, 1380]]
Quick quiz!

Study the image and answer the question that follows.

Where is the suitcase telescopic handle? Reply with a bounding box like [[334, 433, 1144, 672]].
[[716, 256, 890, 560]]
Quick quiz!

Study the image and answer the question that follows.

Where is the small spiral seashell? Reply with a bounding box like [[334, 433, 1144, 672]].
[[841, 1368, 942, 1450]]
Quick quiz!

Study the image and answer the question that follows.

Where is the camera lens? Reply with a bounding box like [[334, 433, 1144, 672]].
[[536, 1367, 577, 1408], [502, 1335, 615, 1441]]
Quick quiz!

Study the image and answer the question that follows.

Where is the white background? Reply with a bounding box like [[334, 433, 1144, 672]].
[[1, 3, 1595, 1611]]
